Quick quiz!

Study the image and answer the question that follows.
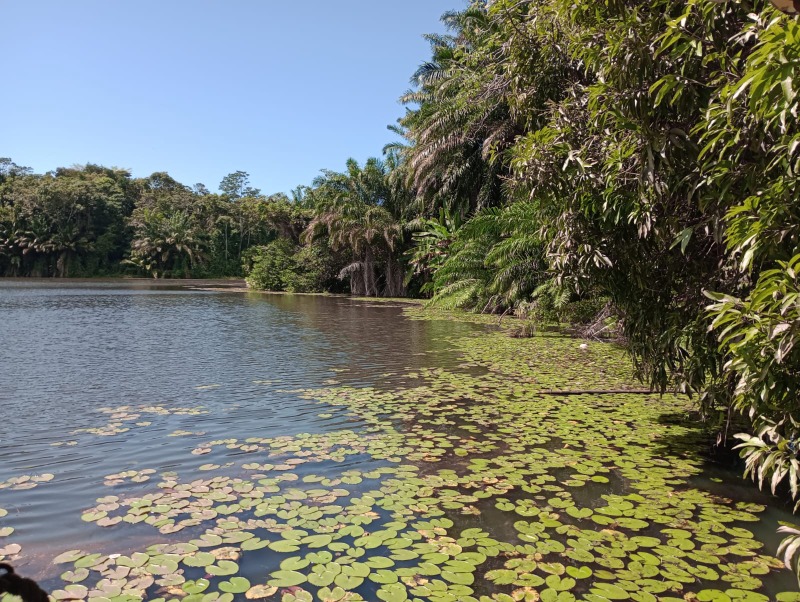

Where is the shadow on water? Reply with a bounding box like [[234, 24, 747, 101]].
[[646, 408, 800, 594]]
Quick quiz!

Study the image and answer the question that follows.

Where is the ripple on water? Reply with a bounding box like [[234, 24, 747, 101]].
[[0, 281, 476, 570]]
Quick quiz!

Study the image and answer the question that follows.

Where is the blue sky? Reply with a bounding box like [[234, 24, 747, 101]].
[[2, 1, 460, 194]]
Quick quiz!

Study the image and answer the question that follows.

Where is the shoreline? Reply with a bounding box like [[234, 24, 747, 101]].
[[0, 277, 427, 305], [0, 276, 247, 288]]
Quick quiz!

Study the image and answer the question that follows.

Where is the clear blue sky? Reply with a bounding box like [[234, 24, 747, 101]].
[[2, 1, 460, 194]]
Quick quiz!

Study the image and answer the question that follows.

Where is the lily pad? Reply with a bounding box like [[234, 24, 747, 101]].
[[245, 584, 278, 599], [207, 560, 239, 576], [268, 570, 307, 587], [219, 577, 251, 594]]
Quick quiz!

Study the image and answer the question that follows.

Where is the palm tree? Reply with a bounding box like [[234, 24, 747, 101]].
[[405, 208, 461, 295], [127, 209, 206, 278], [429, 202, 546, 312], [397, 4, 519, 219], [305, 158, 408, 297]]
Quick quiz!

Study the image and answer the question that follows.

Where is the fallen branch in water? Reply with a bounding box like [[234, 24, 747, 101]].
[[536, 389, 652, 396]]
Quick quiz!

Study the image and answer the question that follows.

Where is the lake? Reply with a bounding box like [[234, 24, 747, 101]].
[[1, 281, 799, 602]]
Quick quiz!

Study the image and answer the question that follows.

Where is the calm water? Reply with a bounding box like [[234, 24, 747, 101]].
[[0, 281, 475, 572], [1, 281, 798, 600]]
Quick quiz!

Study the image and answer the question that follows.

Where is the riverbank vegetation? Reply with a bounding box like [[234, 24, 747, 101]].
[[2, 0, 800, 575]]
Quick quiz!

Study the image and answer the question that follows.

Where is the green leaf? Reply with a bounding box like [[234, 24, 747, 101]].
[[376, 583, 408, 602], [219, 577, 251, 594], [268, 570, 307, 587]]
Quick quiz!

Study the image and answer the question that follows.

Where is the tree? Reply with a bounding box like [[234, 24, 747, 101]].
[[400, 0, 800, 573], [396, 4, 524, 219], [126, 209, 206, 278], [305, 158, 408, 297], [219, 170, 260, 200], [127, 171, 211, 278], [0, 165, 134, 276], [428, 202, 546, 312], [0, 158, 32, 184]]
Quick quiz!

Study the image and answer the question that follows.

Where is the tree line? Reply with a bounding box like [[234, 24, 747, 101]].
[[0, 161, 315, 281], [2, 0, 800, 565]]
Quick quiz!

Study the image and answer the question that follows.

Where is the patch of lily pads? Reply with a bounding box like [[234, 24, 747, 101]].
[[4, 313, 800, 602], [0, 473, 54, 491], [68, 405, 208, 438]]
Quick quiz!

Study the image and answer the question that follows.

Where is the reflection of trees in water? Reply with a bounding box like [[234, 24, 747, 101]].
[[251, 294, 477, 380]]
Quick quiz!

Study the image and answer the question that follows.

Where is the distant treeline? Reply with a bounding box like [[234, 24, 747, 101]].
[[0, 160, 334, 285], [0, 156, 416, 297]]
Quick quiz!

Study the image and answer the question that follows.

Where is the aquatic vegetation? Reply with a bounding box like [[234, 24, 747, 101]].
[[2, 313, 800, 602], [0, 474, 54, 491], [68, 406, 208, 439], [0, 507, 19, 562]]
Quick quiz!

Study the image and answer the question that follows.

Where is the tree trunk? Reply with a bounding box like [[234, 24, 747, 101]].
[[385, 258, 394, 297], [56, 251, 70, 278], [351, 264, 365, 296], [383, 254, 406, 297], [395, 258, 407, 297], [238, 216, 244, 260], [364, 247, 377, 297]]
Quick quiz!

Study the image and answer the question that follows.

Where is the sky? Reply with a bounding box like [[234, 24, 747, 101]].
[[2, 1, 460, 194]]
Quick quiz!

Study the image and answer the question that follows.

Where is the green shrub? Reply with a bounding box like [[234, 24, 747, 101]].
[[244, 240, 296, 291], [244, 240, 339, 293]]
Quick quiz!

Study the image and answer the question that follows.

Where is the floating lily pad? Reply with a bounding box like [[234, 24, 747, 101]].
[[218, 577, 250, 594], [183, 579, 211, 595], [245, 584, 278, 599], [268, 570, 306, 587], [376, 582, 408, 602], [207, 560, 239, 576]]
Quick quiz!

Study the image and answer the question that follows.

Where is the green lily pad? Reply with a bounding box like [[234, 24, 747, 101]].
[[219, 577, 251, 594], [52, 550, 86, 564], [145, 558, 179, 575], [183, 579, 211, 595], [376, 583, 408, 602], [566, 566, 592, 579], [268, 569, 307, 587], [207, 560, 239, 576], [60, 568, 89, 583], [269, 539, 300, 553], [591, 583, 631, 600], [184, 552, 216, 567], [370, 569, 399, 584], [695, 591, 733, 602], [74, 553, 105, 569]]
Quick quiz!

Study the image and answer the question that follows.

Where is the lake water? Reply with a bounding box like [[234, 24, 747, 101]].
[[1, 281, 799, 602]]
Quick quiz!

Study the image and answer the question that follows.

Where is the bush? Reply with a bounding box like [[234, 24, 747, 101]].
[[244, 240, 296, 291], [244, 240, 340, 293]]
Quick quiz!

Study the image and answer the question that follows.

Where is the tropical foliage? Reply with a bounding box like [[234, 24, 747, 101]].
[[0, 164, 330, 281], [392, 0, 800, 576]]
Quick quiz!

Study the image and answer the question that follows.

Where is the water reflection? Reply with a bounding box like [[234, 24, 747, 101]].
[[0, 281, 478, 564]]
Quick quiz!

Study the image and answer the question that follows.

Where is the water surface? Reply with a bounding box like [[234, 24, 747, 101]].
[[1, 281, 799, 602], [0, 281, 473, 560]]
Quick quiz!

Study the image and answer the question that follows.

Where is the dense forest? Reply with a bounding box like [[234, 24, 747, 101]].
[[3, 0, 800, 572]]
